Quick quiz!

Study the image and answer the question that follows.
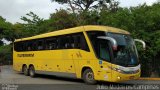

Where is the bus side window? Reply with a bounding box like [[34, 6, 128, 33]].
[[46, 39, 51, 50], [51, 38, 57, 49], [80, 33, 89, 51], [27, 42, 31, 51], [65, 36, 72, 49], [22, 41, 27, 51], [58, 36, 64, 49], [58, 35, 71, 49], [57, 38, 60, 49], [32, 41, 37, 51], [14, 42, 21, 51], [72, 33, 89, 51], [26, 41, 34, 51], [70, 36, 74, 48], [73, 35, 81, 49], [45, 38, 57, 50], [37, 40, 44, 50]]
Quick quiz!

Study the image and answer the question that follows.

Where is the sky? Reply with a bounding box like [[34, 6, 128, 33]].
[[0, 0, 158, 24]]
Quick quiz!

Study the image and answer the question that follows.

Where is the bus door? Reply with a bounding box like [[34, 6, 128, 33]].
[[97, 39, 112, 81], [87, 31, 113, 81]]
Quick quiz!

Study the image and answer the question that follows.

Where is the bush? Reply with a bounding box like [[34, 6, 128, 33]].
[[0, 45, 12, 65]]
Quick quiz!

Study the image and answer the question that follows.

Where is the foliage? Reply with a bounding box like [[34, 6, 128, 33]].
[[49, 9, 77, 30], [20, 12, 45, 37], [0, 45, 12, 65], [0, 1, 160, 77], [0, 16, 14, 42], [98, 3, 160, 77], [51, 0, 119, 13], [0, 40, 3, 46]]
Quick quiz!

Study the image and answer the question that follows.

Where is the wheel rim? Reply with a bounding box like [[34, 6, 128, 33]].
[[24, 66, 27, 75], [86, 72, 94, 81], [30, 67, 34, 76]]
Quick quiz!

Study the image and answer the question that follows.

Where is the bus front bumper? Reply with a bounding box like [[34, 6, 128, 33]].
[[111, 70, 141, 82]]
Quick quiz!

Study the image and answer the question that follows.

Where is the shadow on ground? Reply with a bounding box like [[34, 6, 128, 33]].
[[24, 73, 134, 86]]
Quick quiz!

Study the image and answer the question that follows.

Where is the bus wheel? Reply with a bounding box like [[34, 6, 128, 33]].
[[82, 69, 96, 84], [29, 66, 36, 77], [23, 65, 29, 76]]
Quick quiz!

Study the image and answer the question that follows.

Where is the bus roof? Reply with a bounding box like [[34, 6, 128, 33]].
[[15, 25, 130, 42]]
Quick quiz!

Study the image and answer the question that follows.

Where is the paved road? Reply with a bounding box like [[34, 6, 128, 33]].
[[0, 65, 160, 90]]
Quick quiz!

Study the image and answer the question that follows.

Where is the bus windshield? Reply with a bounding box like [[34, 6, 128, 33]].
[[107, 33, 139, 67], [87, 31, 139, 67]]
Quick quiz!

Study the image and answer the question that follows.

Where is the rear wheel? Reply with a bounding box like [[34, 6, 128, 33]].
[[23, 65, 29, 76], [82, 69, 96, 84], [29, 66, 36, 77]]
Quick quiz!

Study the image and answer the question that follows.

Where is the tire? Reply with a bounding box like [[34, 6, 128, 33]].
[[29, 66, 36, 77], [23, 65, 29, 76], [82, 69, 97, 84], [22, 66, 25, 73]]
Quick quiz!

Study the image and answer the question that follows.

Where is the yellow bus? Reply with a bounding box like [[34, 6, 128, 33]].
[[13, 25, 145, 84]]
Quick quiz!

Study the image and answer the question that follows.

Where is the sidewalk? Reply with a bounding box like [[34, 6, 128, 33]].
[[138, 77, 160, 81]]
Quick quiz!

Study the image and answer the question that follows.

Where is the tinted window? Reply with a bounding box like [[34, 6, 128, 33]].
[[37, 40, 44, 50], [14, 32, 89, 52], [14, 42, 21, 51], [87, 31, 110, 61], [45, 38, 57, 50], [72, 33, 89, 51], [14, 41, 27, 51], [56, 33, 89, 51], [59, 35, 72, 49], [26, 41, 36, 51], [99, 40, 110, 61]]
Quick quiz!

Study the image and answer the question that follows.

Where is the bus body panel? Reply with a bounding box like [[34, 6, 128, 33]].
[[13, 25, 140, 83]]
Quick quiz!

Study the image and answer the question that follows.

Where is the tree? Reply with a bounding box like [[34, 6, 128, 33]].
[[49, 9, 100, 29], [20, 12, 45, 37], [12, 23, 25, 39], [0, 40, 3, 46], [49, 9, 77, 30], [99, 3, 160, 77], [0, 45, 12, 65], [51, 0, 119, 13], [0, 16, 14, 42]]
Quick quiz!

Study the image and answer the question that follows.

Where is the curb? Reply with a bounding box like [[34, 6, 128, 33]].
[[138, 78, 160, 81]]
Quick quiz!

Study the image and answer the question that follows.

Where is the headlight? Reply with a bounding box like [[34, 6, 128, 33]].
[[111, 67, 125, 73]]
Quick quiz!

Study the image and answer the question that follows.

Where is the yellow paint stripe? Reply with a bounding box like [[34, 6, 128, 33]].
[[138, 78, 160, 80]]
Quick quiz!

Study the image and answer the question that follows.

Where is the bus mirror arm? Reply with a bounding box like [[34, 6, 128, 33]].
[[97, 36, 118, 50], [134, 39, 146, 50]]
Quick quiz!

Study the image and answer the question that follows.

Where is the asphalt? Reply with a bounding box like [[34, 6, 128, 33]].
[[0, 65, 160, 90]]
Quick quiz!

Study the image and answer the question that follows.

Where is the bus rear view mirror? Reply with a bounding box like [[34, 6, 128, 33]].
[[97, 36, 118, 50], [134, 39, 146, 50]]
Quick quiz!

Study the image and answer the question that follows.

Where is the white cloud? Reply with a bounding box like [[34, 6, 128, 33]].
[[2, 38, 11, 45], [16, 0, 26, 4], [119, 0, 157, 7], [0, 0, 62, 23]]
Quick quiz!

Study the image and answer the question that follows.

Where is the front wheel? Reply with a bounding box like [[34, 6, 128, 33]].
[[82, 69, 97, 84]]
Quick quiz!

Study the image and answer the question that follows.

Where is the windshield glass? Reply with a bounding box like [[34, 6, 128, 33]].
[[107, 33, 139, 67], [87, 31, 139, 67]]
